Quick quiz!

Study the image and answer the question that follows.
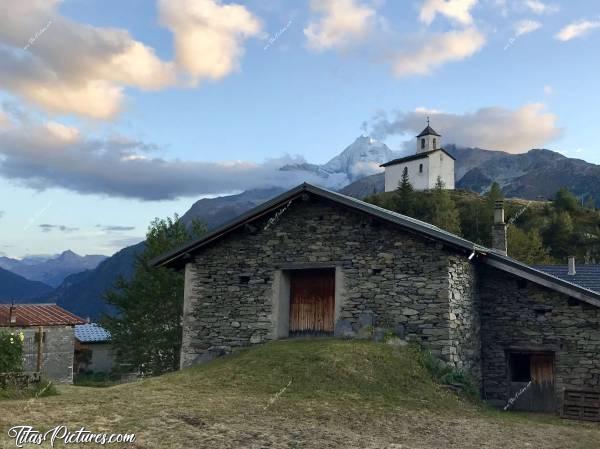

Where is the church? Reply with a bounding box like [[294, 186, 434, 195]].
[[381, 121, 455, 192]]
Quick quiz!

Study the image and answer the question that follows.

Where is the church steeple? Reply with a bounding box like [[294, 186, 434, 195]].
[[416, 117, 441, 153]]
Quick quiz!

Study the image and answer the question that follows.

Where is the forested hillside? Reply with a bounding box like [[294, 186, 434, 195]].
[[365, 181, 600, 265]]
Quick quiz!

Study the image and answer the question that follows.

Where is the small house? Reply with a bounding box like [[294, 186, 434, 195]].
[[0, 304, 85, 383], [153, 182, 600, 418]]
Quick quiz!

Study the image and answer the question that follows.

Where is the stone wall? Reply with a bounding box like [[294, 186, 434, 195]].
[[181, 194, 479, 378], [16, 326, 76, 383], [480, 266, 600, 410]]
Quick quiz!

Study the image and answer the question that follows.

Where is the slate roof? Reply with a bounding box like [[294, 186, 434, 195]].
[[380, 148, 455, 168], [74, 323, 111, 343], [417, 125, 441, 137], [0, 304, 85, 327], [152, 183, 600, 307], [533, 265, 600, 294]]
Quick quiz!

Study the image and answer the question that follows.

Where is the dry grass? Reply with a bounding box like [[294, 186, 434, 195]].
[[0, 340, 598, 449]]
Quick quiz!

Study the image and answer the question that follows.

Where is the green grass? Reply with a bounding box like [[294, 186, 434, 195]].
[[170, 339, 463, 410], [0, 339, 599, 449]]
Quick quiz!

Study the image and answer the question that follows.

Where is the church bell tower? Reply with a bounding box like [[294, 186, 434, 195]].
[[416, 117, 441, 154]]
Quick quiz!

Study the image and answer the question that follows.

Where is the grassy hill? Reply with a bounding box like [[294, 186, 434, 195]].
[[1, 340, 599, 448]]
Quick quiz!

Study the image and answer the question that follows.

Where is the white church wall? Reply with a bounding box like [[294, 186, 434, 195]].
[[384, 158, 430, 192], [427, 151, 455, 189]]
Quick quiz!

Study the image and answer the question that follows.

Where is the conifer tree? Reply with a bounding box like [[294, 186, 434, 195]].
[[395, 167, 415, 215]]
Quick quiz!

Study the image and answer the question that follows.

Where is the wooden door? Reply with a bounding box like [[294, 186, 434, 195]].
[[289, 269, 335, 335], [509, 352, 556, 413]]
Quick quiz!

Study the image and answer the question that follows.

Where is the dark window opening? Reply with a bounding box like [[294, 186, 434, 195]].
[[372, 268, 382, 275], [419, 163, 423, 173], [433, 138, 437, 149], [510, 353, 531, 382], [421, 138, 425, 149], [239, 275, 250, 284]]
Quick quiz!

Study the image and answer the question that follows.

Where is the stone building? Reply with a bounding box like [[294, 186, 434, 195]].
[[0, 304, 85, 383], [381, 121, 455, 192], [154, 183, 600, 417]]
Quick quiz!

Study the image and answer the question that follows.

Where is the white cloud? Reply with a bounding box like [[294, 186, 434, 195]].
[[366, 103, 561, 153], [0, 0, 262, 119], [514, 19, 542, 36], [393, 27, 486, 77], [524, 0, 558, 15], [0, 111, 346, 200], [304, 0, 378, 50], [420, 0, 478, 26], [556, 19, 600, 42], [158, 0, 262, 82], [0, 1, 176, 120], [543, 84, 553, 95]]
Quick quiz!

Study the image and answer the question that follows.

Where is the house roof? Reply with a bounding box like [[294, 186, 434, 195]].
[[74, 323, 111, 343], [380, 149, 455, 168], [0, 304, 86, 327], [417, 125, 441, 137], [151, 183, 600, 308], [532, 265, 600, 294]]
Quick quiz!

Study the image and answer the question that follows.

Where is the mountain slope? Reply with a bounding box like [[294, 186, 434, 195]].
[[0, 267, 53, 302], [180, 187, 285, 229], [0, 250, 107, 287], [44, 243, 144, 319]]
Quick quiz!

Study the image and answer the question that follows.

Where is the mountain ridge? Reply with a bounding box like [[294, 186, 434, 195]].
[[0, 250, 107, 287]]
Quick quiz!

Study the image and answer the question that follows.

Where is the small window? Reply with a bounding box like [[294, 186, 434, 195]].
[[421, 138, 425, 149], [510, 353, 531, 382], [419, 163, 423, 173], [433, 138, 437, 149], [239, 275, 250, 284]]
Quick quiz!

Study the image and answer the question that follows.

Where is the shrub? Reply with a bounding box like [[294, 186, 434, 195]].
[[0, 330, 24, 373], [418, 347, 479, 401], [0, 378, 58, 400]]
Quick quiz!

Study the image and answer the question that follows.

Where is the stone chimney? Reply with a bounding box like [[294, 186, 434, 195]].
[[568, 256, 576, 276], [492, 200, 507, 255]]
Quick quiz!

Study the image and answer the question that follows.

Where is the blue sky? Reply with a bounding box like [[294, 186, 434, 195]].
[[0, 0, 599, 258]]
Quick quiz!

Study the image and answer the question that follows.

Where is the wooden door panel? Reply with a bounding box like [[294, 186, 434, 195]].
[[289, 270, 335, 334]]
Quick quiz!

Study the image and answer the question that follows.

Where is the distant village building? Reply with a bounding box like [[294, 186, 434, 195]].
[[0, 304, 85, 383], [154, 183, 600, 418], [381, 121, 455, 192], [74, 323, 113, 375]]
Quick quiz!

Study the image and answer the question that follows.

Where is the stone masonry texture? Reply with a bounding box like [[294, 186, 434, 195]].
[[13, 325, 76, 384], [181, 194, 481, 384], [480, 266, 600, 411]]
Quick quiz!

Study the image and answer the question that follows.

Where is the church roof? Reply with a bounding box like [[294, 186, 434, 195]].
[[152, 183, 600, 307], [417, 125, 441, 137], [380, 148, 455, 167]]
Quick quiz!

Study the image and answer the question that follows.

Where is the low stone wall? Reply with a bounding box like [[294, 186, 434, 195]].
[[180, 194, 481, 380], [480, 266, 600, 410]]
